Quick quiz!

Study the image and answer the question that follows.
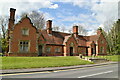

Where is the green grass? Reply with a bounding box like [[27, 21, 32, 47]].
[[84, 55, 120, 62], [1, 56, 93, 69], [96, 55, 120, 61]]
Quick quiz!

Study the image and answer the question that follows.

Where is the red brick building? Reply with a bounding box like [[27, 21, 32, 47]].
[[7, 8, 107, 56]]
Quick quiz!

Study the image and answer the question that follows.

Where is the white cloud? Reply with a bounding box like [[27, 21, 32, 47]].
[[49, 4, 58, 9], [0, 0, 58, 16], [58, 0, 119, 35], [87, 30, 96, 36], [91, 1, 118, 23], [1, 0, 119, 35]]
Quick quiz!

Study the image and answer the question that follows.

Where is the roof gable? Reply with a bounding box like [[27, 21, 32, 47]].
[[12, 16, 38, 33]]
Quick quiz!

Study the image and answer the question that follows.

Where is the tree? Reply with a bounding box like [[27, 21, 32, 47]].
[[0, 16, 9, 54], [21, 11, 45, 30], [78, 25, 87, 36], [0, 16, 8, 39], [0, 38, 8, 54], [53, 25, 60, 31], [68, 28, 72, 34], [106, 19, 120, 55], [61, 26, 66, 32], [103, 18, 114, 32]]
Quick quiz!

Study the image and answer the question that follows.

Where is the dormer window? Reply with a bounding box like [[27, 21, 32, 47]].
[[22, 28, 29, 36]]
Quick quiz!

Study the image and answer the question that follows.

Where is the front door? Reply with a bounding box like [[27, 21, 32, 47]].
[[86, 47, 88, 56], [38, 45, 42, 56], [91, 48, 93, 55], [70, 47, 73, 56]]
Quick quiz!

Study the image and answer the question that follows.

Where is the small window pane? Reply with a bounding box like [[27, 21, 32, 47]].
[[20, 42, 22, 44], [22, 28, 29, 35], [19, 41, 29, 52]]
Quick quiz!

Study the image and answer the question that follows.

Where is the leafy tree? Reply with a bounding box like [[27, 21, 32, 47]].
[[106, 19, 120, 55], [0, 38, 8, 54], [0, 16, 9, 54]]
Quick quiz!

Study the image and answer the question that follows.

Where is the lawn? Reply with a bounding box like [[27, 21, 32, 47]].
[[95, 55, 120, 61], [1, 56, 93, 69], [84, 55, 120, 62]]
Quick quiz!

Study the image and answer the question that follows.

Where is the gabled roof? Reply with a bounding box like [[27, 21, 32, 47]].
[[40, 30, 100, 46], [63, 35, 71, 44], [12, 16, 38, 33], [83, 35, 100, 42], [41, 30, 70, 45]]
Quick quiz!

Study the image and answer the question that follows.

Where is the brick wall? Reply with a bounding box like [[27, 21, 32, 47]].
[[64, 35, 78, 56], [9, 17, 38, 56], [97, 34, 107, 55]]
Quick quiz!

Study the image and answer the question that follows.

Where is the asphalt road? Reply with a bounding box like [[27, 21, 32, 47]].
[[1, 63, 118, 78]]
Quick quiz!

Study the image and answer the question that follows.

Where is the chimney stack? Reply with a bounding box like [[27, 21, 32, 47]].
[[46, 20, 52, 34], [8, 8, 16, 30], [73, 25, 78, 37]]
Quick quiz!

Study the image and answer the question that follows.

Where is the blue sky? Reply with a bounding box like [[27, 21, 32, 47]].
[[40, 2, 99, 31], [0, 0, 118, 35]]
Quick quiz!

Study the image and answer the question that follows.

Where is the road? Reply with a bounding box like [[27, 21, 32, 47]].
[[1, 63, 118, 78]]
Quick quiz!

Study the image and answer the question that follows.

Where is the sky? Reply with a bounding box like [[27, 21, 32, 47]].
[[0, 0, 119, 35]]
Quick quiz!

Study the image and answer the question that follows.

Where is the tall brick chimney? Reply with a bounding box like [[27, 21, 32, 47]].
[[8, 8, 16, 30], [73, 25, 78, 37], [46, 20, 52, 34]]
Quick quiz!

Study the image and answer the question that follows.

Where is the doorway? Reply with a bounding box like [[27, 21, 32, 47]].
[[91, 48, 93, 55], [91, 47, 96, 56], [86, 47, 88, 56], [70, 47, 73, 56], [38, 45, 42, 56]]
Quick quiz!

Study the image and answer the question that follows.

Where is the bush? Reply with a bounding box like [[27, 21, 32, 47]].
[[0, 53, 3, 56]]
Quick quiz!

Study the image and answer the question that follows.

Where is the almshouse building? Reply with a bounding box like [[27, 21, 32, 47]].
[[7, 8, 107, 56]]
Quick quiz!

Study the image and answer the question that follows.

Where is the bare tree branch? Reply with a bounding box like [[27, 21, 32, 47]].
[[0, 16, 8, 39], [78, 25, 87, 36], [21, 11, 45, 30], [53, 25, 60, 31]]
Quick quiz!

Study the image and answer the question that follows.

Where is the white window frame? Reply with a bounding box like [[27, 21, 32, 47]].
[[22, 28, 29, 36], [19, 41, 29, 52]]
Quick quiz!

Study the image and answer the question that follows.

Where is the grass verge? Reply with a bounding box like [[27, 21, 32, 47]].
[[96, 55, 120, 61], [84, 55, 120, 62], [1, 56, 93, 69]]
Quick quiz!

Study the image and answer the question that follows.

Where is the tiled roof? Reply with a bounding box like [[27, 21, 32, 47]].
[[40, 30, 100, 46], [83, 35, 99, 42], [63, 35, 71, 44], [41, 30, 70, 45]]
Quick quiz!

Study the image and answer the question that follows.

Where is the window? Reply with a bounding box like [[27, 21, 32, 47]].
[[46, 47, 51, 53], [100, 47, 104, 53], [19, 41, 29, 52], [55, 47, 60, 53], [70, 42, 74, 47], [101, 40, 104, 44], [22, 28, 29, 35]]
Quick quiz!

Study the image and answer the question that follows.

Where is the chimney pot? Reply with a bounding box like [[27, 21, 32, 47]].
[[73, 25, 78, 37], [10, 8, 16, 20], [46, 20, 52, 34]]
